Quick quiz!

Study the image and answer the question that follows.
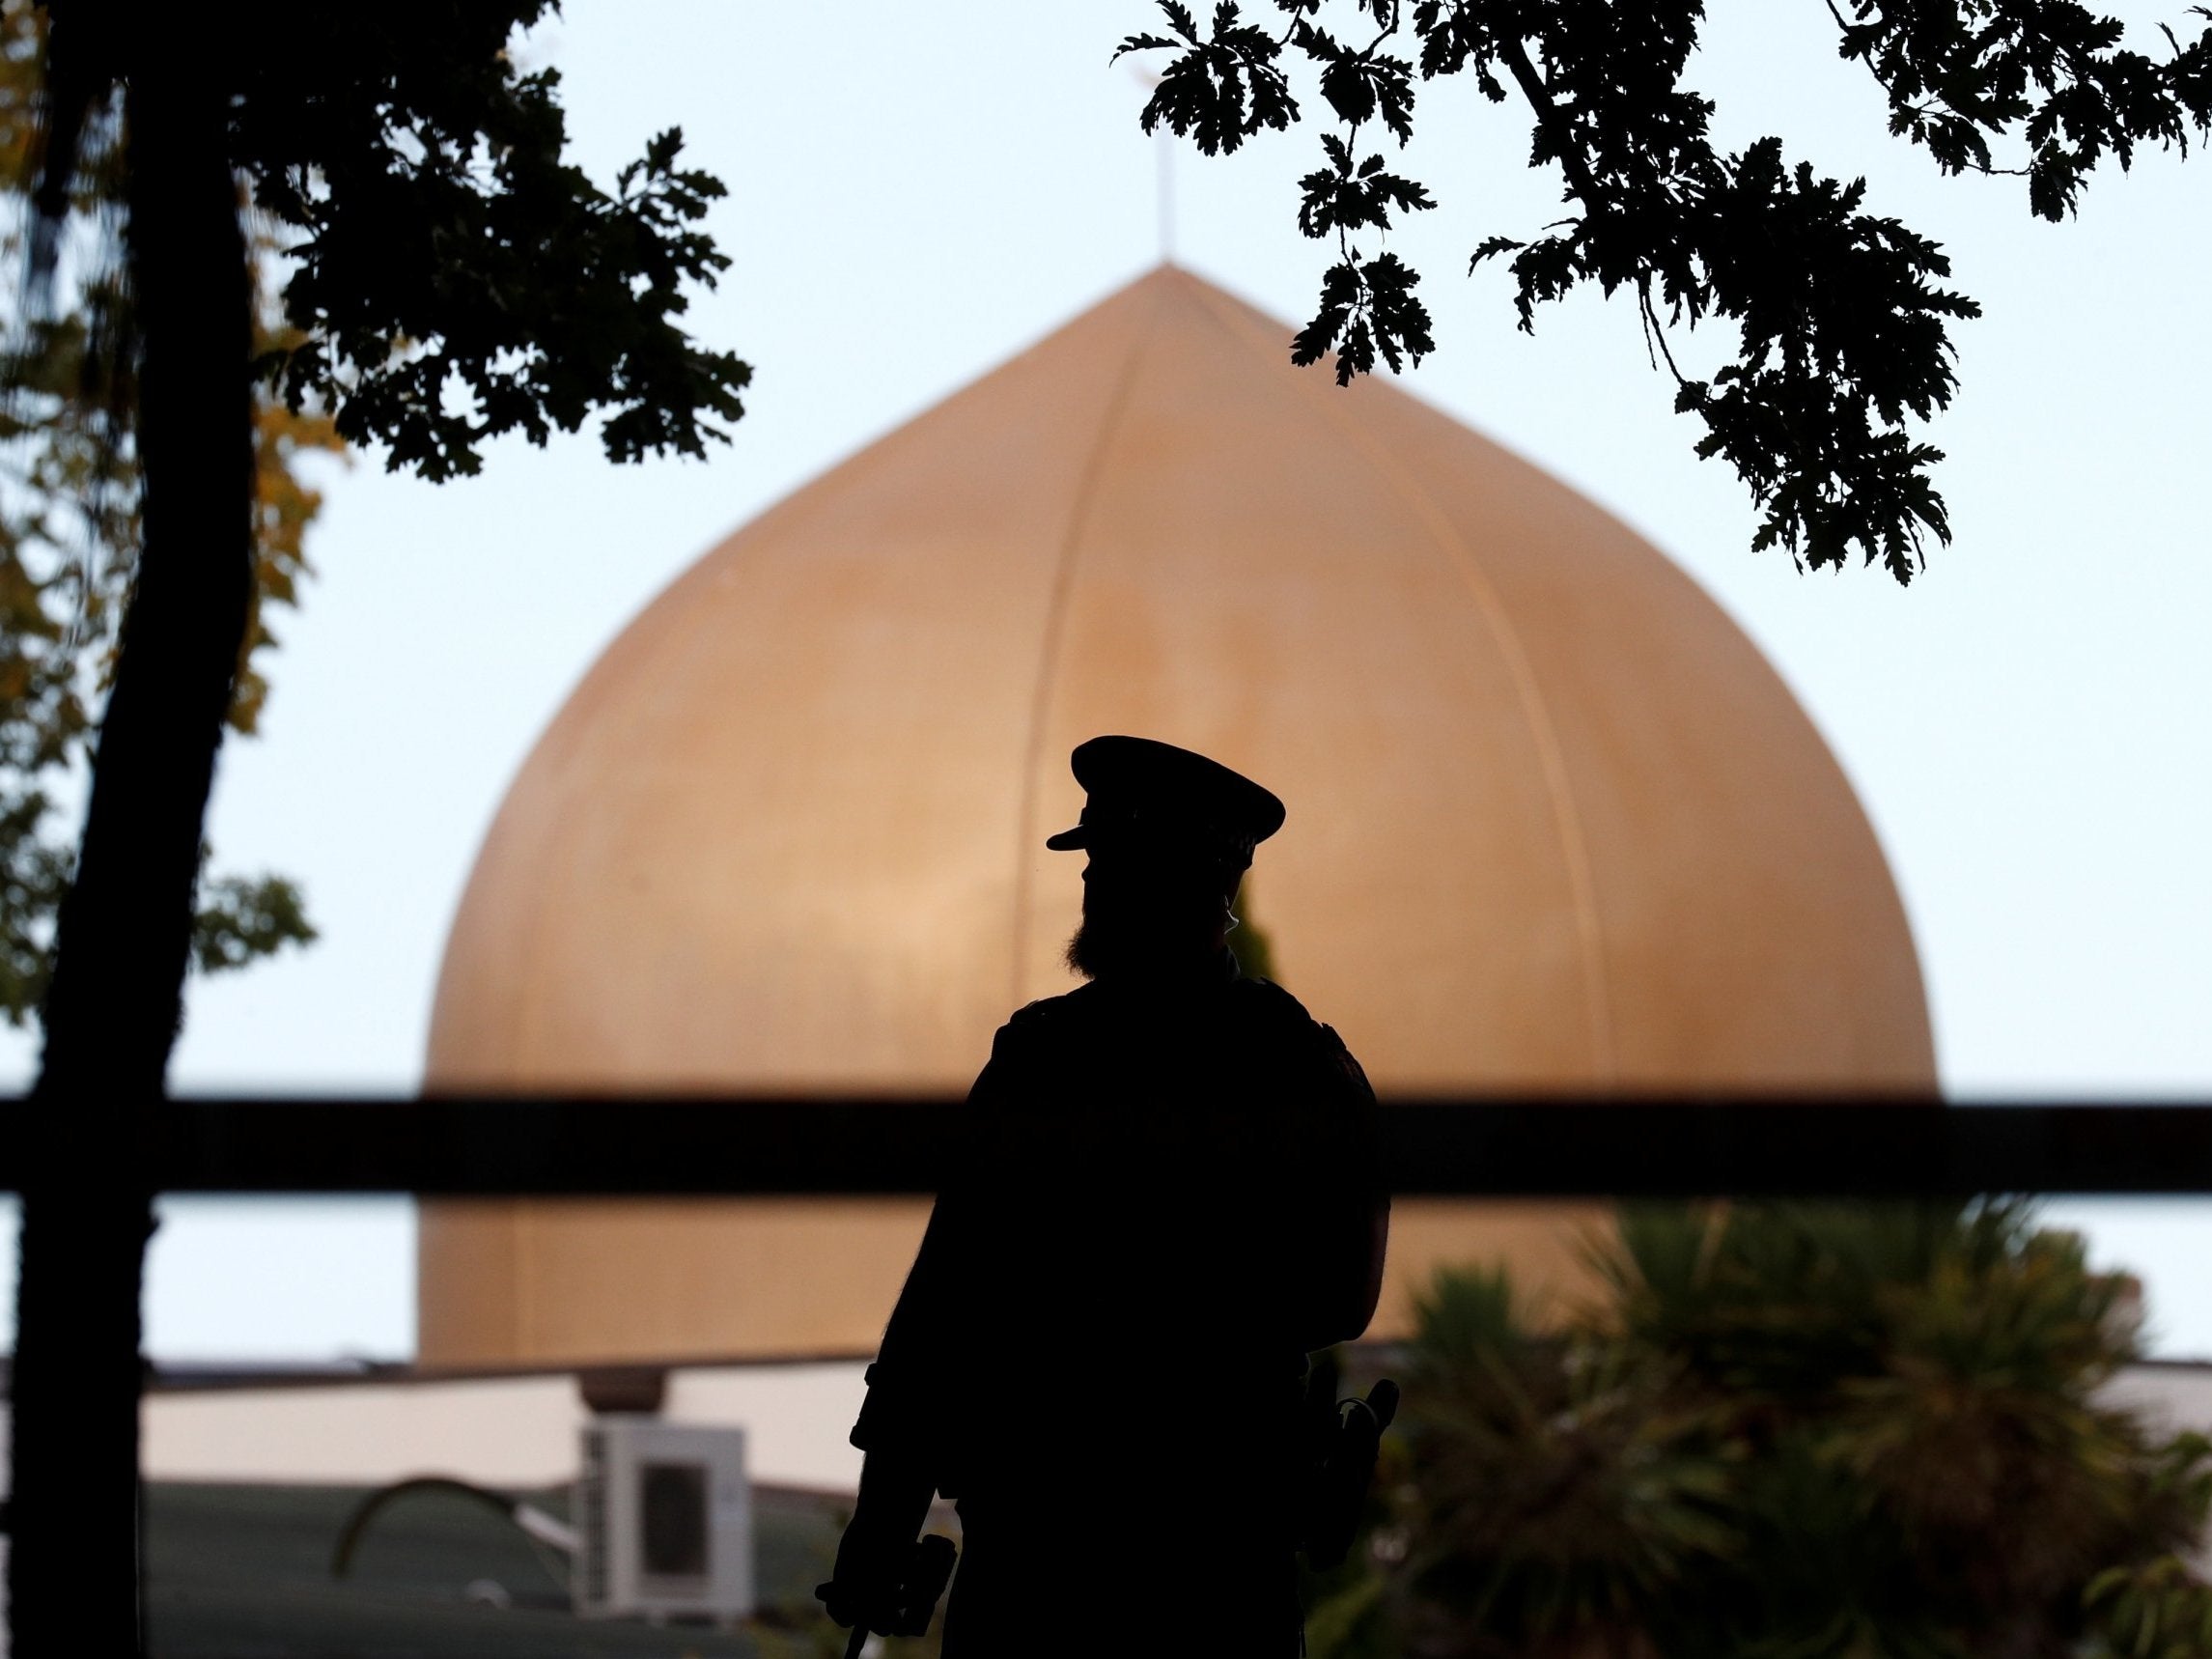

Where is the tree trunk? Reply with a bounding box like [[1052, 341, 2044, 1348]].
[[11, 60, 251, 1657]]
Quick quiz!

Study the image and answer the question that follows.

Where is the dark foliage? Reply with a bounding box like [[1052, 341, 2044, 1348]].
[[0, 4, 320, 1024], [221, 5, 748, 481], [1116, 1, 2212, 580], [13, 0, 746, 1060], [1304, 1204, 2212, 1659], [7, 7, 747, 1653]]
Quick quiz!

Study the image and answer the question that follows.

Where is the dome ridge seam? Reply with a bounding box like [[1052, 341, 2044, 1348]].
[[1006, 278, 1169, 1007], [1182, 275, 1619, 1085]]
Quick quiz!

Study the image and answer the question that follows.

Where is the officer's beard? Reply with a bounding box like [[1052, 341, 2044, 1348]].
[[1064, 873, 1235, 982], [1064, 914, 1141, 980]]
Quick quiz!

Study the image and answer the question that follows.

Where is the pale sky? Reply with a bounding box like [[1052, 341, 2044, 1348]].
[[4, 1, 2208, 1360]]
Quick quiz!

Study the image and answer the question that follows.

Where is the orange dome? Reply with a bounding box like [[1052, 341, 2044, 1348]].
[[420, 267, 1933, 1366]]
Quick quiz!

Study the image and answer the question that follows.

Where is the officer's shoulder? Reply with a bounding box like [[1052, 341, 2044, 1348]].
[[1233, 977, 1370, 1080], [1001, 983, 1099, 1028], [1230, 973, 1322, 1028], [991, 984, 1101, 1049]]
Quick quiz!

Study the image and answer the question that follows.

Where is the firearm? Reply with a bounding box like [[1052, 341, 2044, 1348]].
[[819, 1531, 959, 1658], [1300, 1374, 1400, 1570]]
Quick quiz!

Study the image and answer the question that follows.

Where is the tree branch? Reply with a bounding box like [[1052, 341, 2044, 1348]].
[[1494, 31, 1605, 207]]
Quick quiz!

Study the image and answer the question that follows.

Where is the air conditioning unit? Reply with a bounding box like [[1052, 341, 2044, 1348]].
[[575, 1417, 754, 1622]]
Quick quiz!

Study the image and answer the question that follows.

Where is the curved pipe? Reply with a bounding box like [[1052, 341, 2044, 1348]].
[[330, 1475, 577, 1582]]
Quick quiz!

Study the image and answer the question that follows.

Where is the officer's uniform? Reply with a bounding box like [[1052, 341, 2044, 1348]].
[[833, 738, 1388, 1657]]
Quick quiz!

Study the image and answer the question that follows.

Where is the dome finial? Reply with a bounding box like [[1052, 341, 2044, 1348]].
[[1132, 66, 1176, 267]]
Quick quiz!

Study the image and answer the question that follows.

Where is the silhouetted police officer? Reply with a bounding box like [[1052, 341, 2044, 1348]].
[[818, 736, 1389, 1657]]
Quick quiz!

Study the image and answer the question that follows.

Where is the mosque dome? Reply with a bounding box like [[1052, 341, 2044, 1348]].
[[419, 267, 1935, 1367]]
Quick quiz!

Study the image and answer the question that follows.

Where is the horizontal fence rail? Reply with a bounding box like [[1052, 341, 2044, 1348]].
[[3, 1098, 2210, 1196]]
